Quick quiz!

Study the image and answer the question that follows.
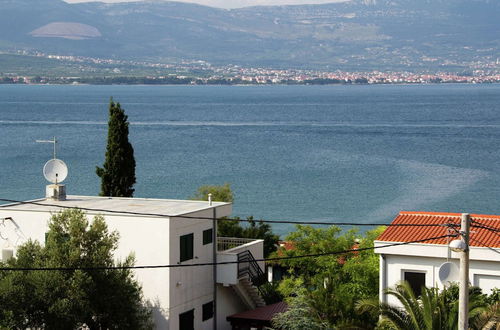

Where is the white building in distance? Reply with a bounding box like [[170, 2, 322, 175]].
[[375, 211, 500, 306], [0, 194, 266, 330]]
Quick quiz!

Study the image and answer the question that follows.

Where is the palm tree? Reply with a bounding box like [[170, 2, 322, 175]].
[[356, 281, 489, 330]]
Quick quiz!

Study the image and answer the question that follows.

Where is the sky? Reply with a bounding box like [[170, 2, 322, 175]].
[[64, 0, 348, 9]]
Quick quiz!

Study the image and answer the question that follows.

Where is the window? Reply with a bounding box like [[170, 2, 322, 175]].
[[180, 233, 194, 262], [202, 301, 214, 321], [404, 271, 426, 297], [203, 228, 213, 245], [179, 309, 194, 330]]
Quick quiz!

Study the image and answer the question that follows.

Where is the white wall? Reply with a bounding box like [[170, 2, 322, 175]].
[[217, 284, 248, 330], [168, 206, 232, 330], [381, 254, 500, 306]]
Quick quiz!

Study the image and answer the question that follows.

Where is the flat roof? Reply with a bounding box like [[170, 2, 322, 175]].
[[0, 195, 230, 217]]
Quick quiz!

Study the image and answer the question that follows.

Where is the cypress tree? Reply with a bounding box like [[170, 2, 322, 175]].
[[96, 98, 136, 197]]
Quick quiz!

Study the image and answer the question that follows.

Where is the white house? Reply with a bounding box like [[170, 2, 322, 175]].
[[0, 191, 266, 330], [375, 211, 500, 306]]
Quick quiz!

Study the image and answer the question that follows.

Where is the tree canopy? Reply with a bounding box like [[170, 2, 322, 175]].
[[0, 209, 152, 329], [271, 225, 384, 329], [96, 98, 136, 197], [191, 183, 233, 203], [191, 183, 279, 257]]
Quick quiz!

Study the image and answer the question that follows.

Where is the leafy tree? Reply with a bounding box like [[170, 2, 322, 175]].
[[272, 292, 329, 330], [96, 98, 136, 197], [0, 209, 152, 330], [191, 183, 279, 257], [356, 282, 490, 330], [271, 225, 384, 328], [218, 216, 279, 257], [191, 183, 233, 203]]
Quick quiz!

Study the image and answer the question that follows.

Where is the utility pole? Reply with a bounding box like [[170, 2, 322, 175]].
[[458, 213, 470, 330]]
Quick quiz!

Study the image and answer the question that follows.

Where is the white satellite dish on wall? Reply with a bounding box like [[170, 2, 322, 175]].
[[43, 159, 68, 184], [438, 262, 459, 286]]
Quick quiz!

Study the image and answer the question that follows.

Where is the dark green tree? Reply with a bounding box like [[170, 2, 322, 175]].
[[96, 98, 136, 197], [0, 209, 152, 330]]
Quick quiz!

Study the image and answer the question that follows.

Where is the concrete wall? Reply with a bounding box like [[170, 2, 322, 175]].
[[217, 284, 248, 330], [168, 208, 217, 330], [380, 253, 500, 306]]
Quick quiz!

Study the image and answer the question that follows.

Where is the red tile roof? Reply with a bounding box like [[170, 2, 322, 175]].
[[227, 301, 287, 323], [377, 211, 500, 248]]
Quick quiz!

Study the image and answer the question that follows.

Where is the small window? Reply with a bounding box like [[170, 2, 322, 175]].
[[179, 309, 194, 330], [404, 271, 426, 297], [203, 228, 213, 245], [180, 233, 194, 262], [202, 301, 214, 321]]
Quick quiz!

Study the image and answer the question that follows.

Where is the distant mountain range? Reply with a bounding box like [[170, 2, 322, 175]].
[[1, 0, 499, 70]]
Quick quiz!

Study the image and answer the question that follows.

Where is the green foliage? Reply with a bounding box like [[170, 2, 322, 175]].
[[356, 282, 491, 330], [258, 281, 284, 305], [191, 184, 280, 257], [271, 225, 385, 328], [0, 209, 152, 330], [272, 293, 329, 330], [96, 98, 136, 197], [191, 183, 234, 203], [218, 216, 280, 257]]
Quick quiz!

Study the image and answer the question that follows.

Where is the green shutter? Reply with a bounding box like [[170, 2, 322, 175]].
[[180, 233, 194, 262], [203, 229, 213, 245], [202, 301, 214, 321]]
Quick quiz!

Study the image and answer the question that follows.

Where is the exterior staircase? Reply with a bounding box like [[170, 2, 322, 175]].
[[232, 250, 267, 309]]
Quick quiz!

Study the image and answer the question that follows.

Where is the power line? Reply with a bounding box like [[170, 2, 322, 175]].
[[0, 234, 456, 272], [0, 198, 444, 227], [470, 219, 500, 237], [469, 236, 500, 256]]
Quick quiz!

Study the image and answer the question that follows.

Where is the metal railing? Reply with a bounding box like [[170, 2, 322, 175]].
[[237, 250, 266, 287], [217, 237, 258, 252]]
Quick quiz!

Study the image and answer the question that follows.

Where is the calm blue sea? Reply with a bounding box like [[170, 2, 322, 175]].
[[1, 84, 500, 234]]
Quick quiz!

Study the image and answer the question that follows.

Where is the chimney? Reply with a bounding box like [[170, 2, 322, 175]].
[[46, 184, 66, 201]]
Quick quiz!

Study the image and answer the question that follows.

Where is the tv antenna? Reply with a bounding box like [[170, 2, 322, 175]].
[[36, 136, 58, 159]]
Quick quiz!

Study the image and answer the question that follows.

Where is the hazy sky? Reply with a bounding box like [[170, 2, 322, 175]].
[[64, 0, 348, 9]]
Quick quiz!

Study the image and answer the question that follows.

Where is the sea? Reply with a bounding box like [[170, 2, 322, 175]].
[[1, 84, 500, 235]]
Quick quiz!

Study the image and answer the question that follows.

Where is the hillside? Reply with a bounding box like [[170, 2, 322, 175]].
[[0, 0, 499, 70]]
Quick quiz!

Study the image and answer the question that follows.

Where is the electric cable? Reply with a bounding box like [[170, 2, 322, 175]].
[[0, 233, 456, 272], [469, 236, 500, 255], [0, 198, 444, 227]]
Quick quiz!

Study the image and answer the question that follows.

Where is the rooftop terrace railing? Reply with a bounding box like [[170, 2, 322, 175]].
[[217, 237, 259, 252]]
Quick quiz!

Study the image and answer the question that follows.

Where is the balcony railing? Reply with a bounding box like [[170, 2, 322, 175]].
[[217, 237, 259, 252]]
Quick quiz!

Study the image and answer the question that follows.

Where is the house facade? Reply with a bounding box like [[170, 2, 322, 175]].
[[375, 211, 500, 306], [0, 194, 266, 330]]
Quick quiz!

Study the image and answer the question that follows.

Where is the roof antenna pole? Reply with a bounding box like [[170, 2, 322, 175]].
[[36, 136, 57, 159]]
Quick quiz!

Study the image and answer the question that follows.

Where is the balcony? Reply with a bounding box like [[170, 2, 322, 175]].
[[217, 237, 261, 253]]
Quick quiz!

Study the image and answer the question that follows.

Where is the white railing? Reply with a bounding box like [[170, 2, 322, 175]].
[[217, 237, 258, 252]]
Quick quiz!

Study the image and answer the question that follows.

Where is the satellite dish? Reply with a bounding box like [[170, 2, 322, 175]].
[[438, 262, 459, 286], [43, 159, 68, 184]]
